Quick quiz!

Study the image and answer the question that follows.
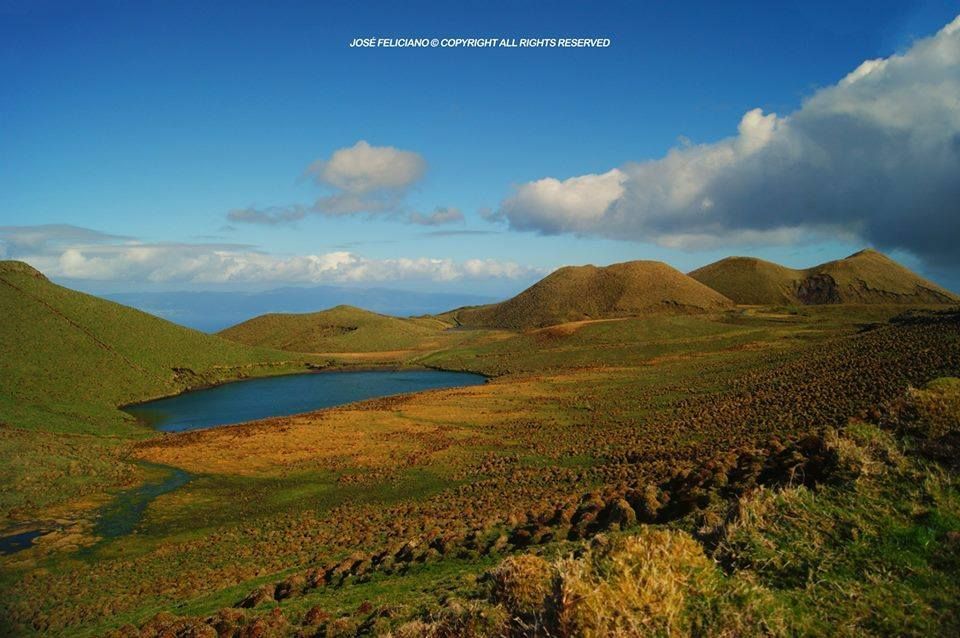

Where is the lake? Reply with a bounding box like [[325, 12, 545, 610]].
[[124, 369, 486, 432]]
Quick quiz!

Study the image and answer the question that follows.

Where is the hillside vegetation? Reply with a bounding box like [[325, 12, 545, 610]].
[[0, 261, 301, 435], [690, 249, 959, 306], [446, 260, 734, 330], [0, 260, 306, 516], [218, 305, 447, 353]]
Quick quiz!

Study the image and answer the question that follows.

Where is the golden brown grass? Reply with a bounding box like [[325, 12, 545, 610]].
[[906, 377, 960, 439], [133, 379, 548, 477], [554, 530, 720, 637]]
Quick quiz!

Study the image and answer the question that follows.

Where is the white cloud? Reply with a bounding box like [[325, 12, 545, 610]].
[[499, 169, 626, 234], [0, 225, 541, 284], [306, 140, 426, 194], [494, 15, 960, 265], [408, 207, 465, 226], [230, 141, 438, 223]]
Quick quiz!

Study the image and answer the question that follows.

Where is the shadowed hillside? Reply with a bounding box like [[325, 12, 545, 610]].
[[0, 260, 300, 436], [446, 260, 734, 329], [690, 249, 959, 306], [218, 305, 448, 353]]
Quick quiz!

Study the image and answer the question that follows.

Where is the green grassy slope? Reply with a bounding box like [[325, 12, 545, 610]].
[[0, 260, 307, 517], [690, 249, 959, 306], [420, 314, 773, 376], [217, 304, 447, 353], [0, 261, 302, 436], [447, 260, 734, 330]]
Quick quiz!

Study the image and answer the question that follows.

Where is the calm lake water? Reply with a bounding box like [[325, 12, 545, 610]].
[[124, 369, 486, 432]]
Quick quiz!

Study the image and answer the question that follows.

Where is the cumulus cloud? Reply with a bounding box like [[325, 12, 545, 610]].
[[0, 225, 540, 285], [500, 169, 626, 234], [495, 15, 960, 264], [408, 207, 465, 226], [306, 140, 426, 194], [305, 140, 426, 217], [230, 140, 440, 223]]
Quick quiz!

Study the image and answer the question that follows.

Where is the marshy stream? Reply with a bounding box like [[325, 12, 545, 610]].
[[0, 370, 485, 554]]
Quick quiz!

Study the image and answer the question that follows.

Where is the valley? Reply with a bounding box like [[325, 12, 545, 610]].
[[1, 252, 959, 636]]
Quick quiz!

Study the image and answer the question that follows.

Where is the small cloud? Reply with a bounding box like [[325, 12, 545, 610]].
[[420, 229, 500, 237], [479, 206, 505, 224], [227, 205, 306, 225], [226, 140, 432, 223], [305, 140, 426, 195], [408, 207, 464, 226], [0, 224, 132, 251], [311, 191, 401, 216]]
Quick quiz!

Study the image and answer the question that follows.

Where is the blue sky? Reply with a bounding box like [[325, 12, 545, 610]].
[[2, 0, 959, 297]]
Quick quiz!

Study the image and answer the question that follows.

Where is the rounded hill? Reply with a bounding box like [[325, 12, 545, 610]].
[[690, 249, 959, 306], [218, 305, 445, 353], [450, 260, 734, 330], [688, 257, 804, 305]]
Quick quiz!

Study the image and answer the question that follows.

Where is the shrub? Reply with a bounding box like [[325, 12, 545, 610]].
[[553, 529, 722, 637], [907, 377, 960, 439], [488, 553, 555, 623]]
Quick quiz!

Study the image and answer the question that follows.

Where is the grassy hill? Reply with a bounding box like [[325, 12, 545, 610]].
[[686, 256, 804, 305], [690, 249, 959, 306], [0, 261, 302, 435], [218, 305, 449, 353], [446, 260, 734, 330], [0, 260, 306, 517]]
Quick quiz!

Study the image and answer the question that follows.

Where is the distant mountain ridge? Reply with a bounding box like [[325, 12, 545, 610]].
[[104, 286, 497, 332], [689, 249, 959, 306], [443, 260, 735, 329], [218, 305, 449, 353]]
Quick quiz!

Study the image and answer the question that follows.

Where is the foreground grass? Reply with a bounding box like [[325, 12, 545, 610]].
[[79, 381, 960, 637]]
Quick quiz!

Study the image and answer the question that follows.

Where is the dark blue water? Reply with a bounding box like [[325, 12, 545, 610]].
[[0, 529, 44, 555], [125, 369, 486, 432]]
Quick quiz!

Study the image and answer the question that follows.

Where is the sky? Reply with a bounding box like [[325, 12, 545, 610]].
[[2, 0, 959, 299]]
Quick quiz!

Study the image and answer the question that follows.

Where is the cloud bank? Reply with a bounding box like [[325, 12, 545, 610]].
[[496, 15, 960, 264], [0, 225, 541, 285]]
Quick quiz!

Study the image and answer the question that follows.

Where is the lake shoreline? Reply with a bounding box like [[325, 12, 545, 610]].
[[118, 362, 492, 414], [122, 368, 488, 433]]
